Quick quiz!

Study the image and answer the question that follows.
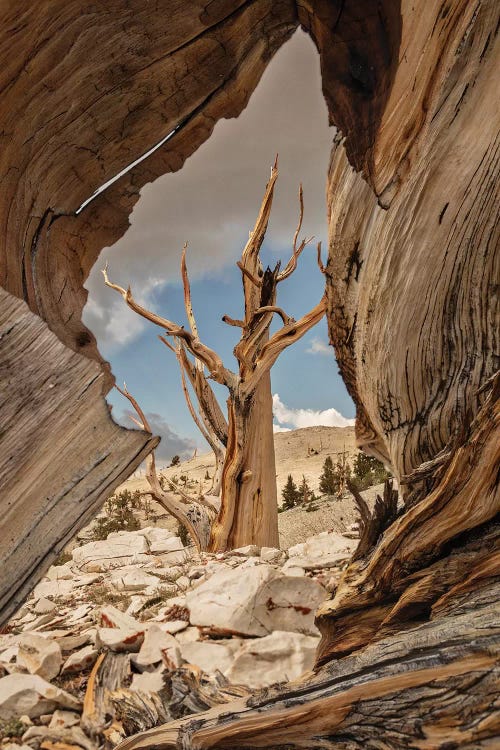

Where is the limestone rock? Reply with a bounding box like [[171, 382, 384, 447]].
[[225, 631, 319, 689], [0, 674, 81, 719], [286, 531, 356, 570], [180, 641, 234, 675], [96, 628, 144, 653], [61, 645, 98, 674], [48, 710, 81, 729], [186, 564, 325, 637], [110, 569, 159, 592], [32, 580, 75, 601], [130, 667, 165, 694], [71, 537, 149, 572], [33, 599, 57, 615], [131, 625, 181, 669], [186, 565, 276, 636], [17, 634, 62, 681]]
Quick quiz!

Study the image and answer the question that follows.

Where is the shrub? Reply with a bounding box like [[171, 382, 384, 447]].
[[90, 490, 141, 540], [351, 452, 391, 490], [170, 455, 181, 467]]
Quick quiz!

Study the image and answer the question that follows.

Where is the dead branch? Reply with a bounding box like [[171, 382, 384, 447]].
[[114, 382, 216, 549], [254, 305, 294, 326], [243, 294, 327, 394], [222, 315, 246, 328], [236, 261, 262, 288], [102, 263, 236, 388]]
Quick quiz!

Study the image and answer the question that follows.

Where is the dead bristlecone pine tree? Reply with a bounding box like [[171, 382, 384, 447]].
[[104, 162, 326, 552]]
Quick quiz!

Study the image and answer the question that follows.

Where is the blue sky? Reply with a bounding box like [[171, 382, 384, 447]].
[[83, 31, 355, 461]]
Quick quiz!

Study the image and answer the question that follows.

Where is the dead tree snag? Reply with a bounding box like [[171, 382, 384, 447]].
[[104, 164, 326, 551]]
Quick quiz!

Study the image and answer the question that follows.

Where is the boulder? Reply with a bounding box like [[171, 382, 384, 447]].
[[186, 565, 276, 636], [286, 531, 355, 570], [110, 569, 159, 592], [260, 575, 325, 635], [22, 724, 94, 750], [225, 631, 319, 689], [61, 645, 98, 674], [131, 625, 181, 669], [96, 627, 144, 653], [186, 564, 325, 637], [130, 666, 165, 693], [0, 674, 81, 719], [32, 579, 75, 600], [71, 536, 149, 572], [17, 634, 62, 681], [180, 640, 234, 675]]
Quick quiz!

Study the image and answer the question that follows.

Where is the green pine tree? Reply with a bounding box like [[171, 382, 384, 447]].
[[282, 474, 300, 510], [319, 456, 337, 495], [298, 475, 312, 505]]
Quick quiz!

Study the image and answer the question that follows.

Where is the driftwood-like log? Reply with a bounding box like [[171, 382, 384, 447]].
[[0, 289, 156, 623]]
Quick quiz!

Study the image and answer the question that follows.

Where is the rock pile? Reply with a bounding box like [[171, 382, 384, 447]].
[[0, 525, 357, 746]]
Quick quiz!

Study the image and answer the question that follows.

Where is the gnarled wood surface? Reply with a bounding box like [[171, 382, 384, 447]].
[[0, 0, 498, 745], [0, 288, 157, 623]]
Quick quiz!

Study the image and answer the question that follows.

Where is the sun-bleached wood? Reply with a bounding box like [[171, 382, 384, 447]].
[[104, 165, 326, 551], [0, 288, 156, 624]]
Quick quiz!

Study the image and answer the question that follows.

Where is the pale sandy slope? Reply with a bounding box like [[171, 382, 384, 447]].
[[119, 425, 358, 500]]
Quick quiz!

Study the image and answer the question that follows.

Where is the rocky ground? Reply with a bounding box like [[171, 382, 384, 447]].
[[0, 521, 360, 747]]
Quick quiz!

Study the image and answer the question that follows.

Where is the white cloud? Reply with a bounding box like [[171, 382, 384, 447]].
[[306, 337, 333, 356], [83, 31, 333, 352], [273, 423, 291, 433], [118, 409, 196, 463], [83, 274, 165, 353], [272, 393, 354, 430]]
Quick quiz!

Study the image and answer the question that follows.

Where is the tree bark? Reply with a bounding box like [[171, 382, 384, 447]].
[[210, 373, 278, 550]]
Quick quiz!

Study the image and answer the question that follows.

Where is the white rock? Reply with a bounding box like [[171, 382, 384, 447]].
[[180, 641, 233, 675], [156, 620, 188, 635], [231, 545, 260, 557], [45, 564, 73, 581], [260, 575, 325, 635], [22, 724, 94, 750], [33, 599, 57, 615], [187, 565, 325, 637], [131, 625, 181, 669], [48, 709, 80, 729], [155, 538, 189, 563], [130, 666, 164, 693], [96, 627, 144, 653], [71, 536, 150, 572], [111, 570, 159, 592], [186, 565, 277, 636], [61, 645, 98, 674], [287, 531, 356, 570], [175, 575, 190, 591], [281, 565, 306, 577], [99, 605, 141, 629], [0, 674, 81, 719], [225, 631, 319, 689], [175, 627, 201, 644], [260, 547, 283, 562], [17, 634, 62, 681], [32, 580, 75, 600]]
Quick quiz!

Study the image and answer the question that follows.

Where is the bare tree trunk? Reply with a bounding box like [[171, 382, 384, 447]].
[[210, 373, 278, 550]]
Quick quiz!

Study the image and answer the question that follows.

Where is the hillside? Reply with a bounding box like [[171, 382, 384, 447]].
[[119, 424, 358, 500]]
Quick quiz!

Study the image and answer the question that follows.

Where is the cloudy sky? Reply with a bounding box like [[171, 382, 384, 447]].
[[83, 31, 355, 463]]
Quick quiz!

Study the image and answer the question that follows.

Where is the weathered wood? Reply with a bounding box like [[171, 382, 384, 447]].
[[116, 585, 500, 749], [0, 289, 156, 625]]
